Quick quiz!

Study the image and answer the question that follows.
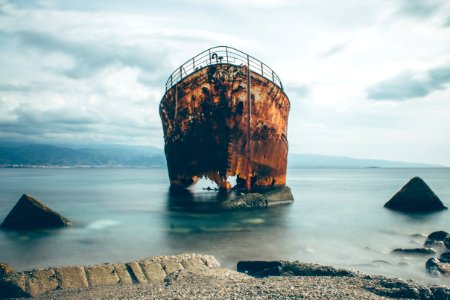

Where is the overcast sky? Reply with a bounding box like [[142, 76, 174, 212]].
[[1, 0, 450, 165]]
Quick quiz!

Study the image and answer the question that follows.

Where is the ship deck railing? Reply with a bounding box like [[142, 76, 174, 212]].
[[164, 46, 284, 92]]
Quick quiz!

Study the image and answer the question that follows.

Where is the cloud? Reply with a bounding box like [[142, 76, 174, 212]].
[[10, 30, 169, 81], [321, 42, 347, 58], [399, 0, 442, 18], [285, 84, 310, 99], [366, 65, 450, 101], [0, 83, 38, 92]]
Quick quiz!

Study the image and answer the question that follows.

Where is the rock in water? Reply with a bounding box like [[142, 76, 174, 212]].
[[426, 258, 450, 276], [424, 231, 449, 248], [1, 194, 70, 230], [0, 263, 13, 277], [392, 248, 436, 255], [440, 252, 450, 263], [427, 231, 450, 241], [265, 186, 294, 205], [219, 187, 294, 210], [384, 177, 447, 212]]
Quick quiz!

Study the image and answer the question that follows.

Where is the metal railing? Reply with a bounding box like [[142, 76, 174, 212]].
[[164, 46, 284, 92]]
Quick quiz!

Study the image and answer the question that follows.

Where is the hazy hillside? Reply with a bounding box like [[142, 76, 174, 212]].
[[287, 153, 441, 168], [0, 142, 443, 168], [0, 143, 166, 167]]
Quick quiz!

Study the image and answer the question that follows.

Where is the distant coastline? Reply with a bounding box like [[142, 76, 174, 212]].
[[1, 165, 448, 169], [0, 142, 446, 169]]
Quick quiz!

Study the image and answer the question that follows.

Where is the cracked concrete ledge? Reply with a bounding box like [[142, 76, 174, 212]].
[[0, 253, 220, 298]]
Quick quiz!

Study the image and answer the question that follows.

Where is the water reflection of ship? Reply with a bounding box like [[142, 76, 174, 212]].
[[160, 46, 290, 191]]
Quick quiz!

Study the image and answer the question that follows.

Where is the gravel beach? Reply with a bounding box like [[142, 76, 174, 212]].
[[2, 253, 449, 299], [30, 266, 450, 300]]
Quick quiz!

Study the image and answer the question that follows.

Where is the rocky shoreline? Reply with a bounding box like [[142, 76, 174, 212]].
[[1, 253, 450, 299]]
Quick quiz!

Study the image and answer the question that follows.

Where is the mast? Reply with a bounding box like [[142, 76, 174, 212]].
[[246, 56, 252, 192]]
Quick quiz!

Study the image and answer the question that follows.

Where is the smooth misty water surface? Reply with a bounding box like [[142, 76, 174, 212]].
[[0, 168, 449, 285]]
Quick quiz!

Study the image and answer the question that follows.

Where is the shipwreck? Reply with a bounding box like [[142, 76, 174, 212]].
[[160, 46, 290, 191]]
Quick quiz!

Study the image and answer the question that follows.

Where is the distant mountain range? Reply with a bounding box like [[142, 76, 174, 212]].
[[0, 142, 444, 168], [0, 143, 165, 167], [287, 153, 442, 168]]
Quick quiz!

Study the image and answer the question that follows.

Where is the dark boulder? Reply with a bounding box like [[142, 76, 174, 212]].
[[1, 194, 71, 230], [427, 231, 450, 241], [440, 252, 450, 263], [392, 248, 436, 255], [237, 261, 282, 277], [426, 258, 450, 276], [445, 236, 450, 250], [237, 260, 355, 278], [384, 177, 447, 212]]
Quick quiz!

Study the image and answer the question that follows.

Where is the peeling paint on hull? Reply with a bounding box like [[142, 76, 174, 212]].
[[160, 64, 290, 190]]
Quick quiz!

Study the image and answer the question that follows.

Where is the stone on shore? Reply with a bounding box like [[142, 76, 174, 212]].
[[392, 248, 436, 255], [237, 261, 282, 277], [237, 260, 355, 278], [0, 253, 220, 298], [1, 194, 71, 230], [384, 177, 447, 212], [220, 186, 294, 210], [4, 256, 450, 300]]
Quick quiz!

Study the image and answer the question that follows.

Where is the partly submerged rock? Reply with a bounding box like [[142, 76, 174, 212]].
[[424, 231, 449, 248], [264, 186, 294, 205], [424, 239, 445, 249], [1, 194, 71, 230], [220, 186, 294, 210], [384, 177, 447, 212], [427, 231, 450, 241], [392, 248, 436, 255], [445, 236, 450, 250], [440, 252, 450, 263], [426, 258, 450, 276], [220, 193, 267, 210], [0, 263, 13, 277]]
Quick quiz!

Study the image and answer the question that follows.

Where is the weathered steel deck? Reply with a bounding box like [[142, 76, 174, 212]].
[[160, 47, 290, 190]]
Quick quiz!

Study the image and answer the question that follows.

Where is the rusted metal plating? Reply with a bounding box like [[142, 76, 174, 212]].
[[160, 53, 290, 191]]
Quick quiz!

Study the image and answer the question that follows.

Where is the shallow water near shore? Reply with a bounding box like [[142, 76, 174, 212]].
[[0, 168, 449, 285]]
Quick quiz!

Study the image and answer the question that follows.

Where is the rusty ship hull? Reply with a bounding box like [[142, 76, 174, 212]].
[[160, 48, 290, 190]]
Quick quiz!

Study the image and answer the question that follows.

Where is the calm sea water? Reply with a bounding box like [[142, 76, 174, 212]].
[[0, 168, 449, 285]]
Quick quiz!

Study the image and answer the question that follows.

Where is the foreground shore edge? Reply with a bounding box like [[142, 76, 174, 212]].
[[1, 253, 449, 299]]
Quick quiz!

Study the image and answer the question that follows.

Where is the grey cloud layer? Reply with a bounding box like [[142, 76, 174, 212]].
[[0, 26, 168, 145], [8, 30, 169, 81], [399, 0, 443, 18], [366, 65, 450, 101]]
